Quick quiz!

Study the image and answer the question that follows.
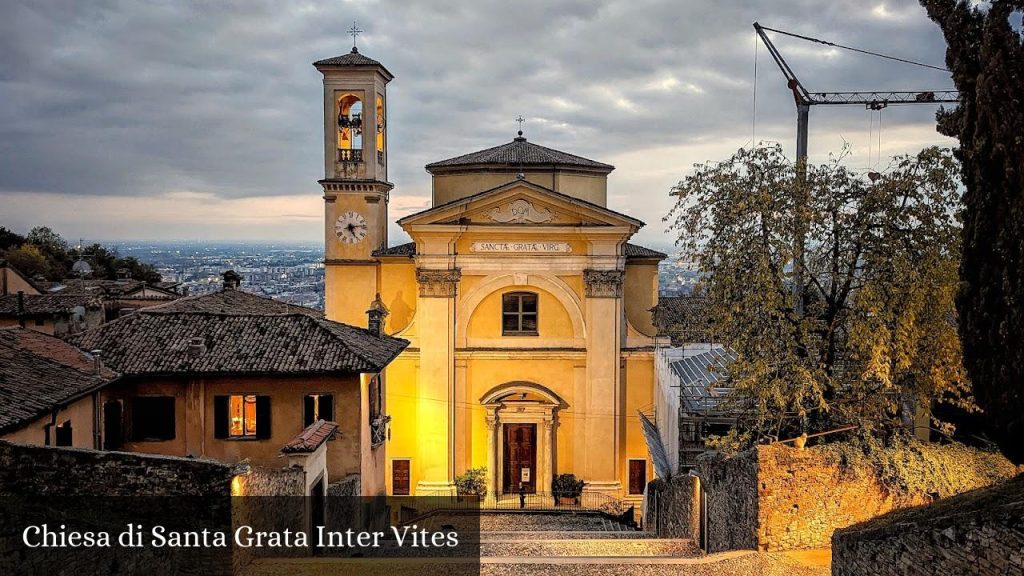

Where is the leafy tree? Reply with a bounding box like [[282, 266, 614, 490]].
[[666, 144, 970, 442], [3, 244, 49, 279], [920, 0, 1024, 463], [0, 227, 25, 251]]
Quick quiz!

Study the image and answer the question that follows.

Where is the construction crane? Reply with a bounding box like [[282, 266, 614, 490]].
[[753, 22, 959, 165], [752, 22, 959, 314]]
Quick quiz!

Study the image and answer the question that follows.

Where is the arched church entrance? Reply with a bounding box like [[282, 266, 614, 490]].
[[481, 382, 563, 497]]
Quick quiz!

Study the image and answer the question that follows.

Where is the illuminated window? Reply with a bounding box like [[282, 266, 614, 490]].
[[375, 94, 385, 154], [229, 394, 258, 438], [337, 93, 363, 161], [303, 394, 334, 427], [214, 395, 270, 439], [502, 292, 539, 336]]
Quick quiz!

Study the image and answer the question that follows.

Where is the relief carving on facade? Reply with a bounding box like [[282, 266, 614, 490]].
[[583, 269, 624, 298], [487, 199, 554, 224], [416, 268, 462, 298]]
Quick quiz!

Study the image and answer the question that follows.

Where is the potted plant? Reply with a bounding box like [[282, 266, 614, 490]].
[[454, 467, 488, 501], [552, 473, 585, 505]]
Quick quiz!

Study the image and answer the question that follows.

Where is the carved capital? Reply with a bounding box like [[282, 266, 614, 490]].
[[416, 268, 462, 298], [584, 269, 624, 298]]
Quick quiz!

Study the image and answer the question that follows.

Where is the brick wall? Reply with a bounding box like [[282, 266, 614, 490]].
[[696, 440, 1017, 552], [833, 474, 1024, 576]]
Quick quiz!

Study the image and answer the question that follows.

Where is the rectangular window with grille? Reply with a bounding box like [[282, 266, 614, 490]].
[[502, 292, 538, 336]]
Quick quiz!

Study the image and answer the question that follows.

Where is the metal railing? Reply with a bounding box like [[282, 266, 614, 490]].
[[417, 490, 636, 525], [337, 149, 363, 163]]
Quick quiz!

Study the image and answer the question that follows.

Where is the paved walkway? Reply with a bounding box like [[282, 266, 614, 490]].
[[242, 511, 830, 576]]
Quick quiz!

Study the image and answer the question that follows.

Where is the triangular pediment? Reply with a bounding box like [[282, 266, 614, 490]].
[[397, 180, 643, 229]]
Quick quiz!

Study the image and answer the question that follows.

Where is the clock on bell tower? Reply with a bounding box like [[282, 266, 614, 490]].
[[314, 30, 393, 325]]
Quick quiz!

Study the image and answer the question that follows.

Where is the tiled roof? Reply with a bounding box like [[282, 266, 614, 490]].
[[146, 289, 322, 317], [372, 242, 416, 258], [426, 137, 614, 171], [624, 243, 667, 259], [1, 327, 116, 377], [0, 292, 102, 316], [0, 328, 117, 433], [652, 295, 713, 344], [71, 290, 408, 376], [313, 48, 393, 77], [57, 278, 146, 296], [281, 419, 339, 454]]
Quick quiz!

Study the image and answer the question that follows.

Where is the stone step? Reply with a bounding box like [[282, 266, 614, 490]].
[[481, 538, 700, 558]]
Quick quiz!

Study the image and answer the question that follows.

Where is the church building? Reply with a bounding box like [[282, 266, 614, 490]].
[[316, 45, 666, 501]]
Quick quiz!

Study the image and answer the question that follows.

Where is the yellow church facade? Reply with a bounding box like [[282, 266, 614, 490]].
[[315, 47, 665, 501]]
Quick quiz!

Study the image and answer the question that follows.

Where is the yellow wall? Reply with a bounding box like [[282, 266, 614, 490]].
[[1, 395, 96, 449], [466, 285, 575, 341], [325, 263, 378, 328], [432, 171, 608, 207], [624, 262, 660, 337], [99, 373, 376, 486]]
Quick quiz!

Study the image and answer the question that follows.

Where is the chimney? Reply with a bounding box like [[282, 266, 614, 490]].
[[222, 270, 241, 291], [187, 337, 206, 357], [16, 290, 25, 327], [366, 293, 389, 337], [90, 349, 103, 375]]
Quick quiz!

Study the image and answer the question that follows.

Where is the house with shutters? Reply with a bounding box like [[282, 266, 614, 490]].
[[70, 272, 408, 496]]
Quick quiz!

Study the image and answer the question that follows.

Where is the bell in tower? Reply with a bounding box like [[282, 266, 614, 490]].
[[314, 22, 393, 325]]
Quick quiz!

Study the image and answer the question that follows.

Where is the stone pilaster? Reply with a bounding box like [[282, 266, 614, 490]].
[[583, 269, 624, 298], [416, 268, 462, 297]]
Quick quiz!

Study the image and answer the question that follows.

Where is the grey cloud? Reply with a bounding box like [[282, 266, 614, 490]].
[[0, 0, 956, 243]]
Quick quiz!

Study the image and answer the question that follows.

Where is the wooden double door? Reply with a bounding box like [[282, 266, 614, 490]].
[[503, 423, 537, 494]]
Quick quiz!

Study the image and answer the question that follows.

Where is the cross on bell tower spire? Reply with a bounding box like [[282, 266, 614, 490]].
[[515, 115, 525, 137], [348, 20, 363, 52]]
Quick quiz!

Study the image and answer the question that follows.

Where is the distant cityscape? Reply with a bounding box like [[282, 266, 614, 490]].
[[106, 241, 700, 310]]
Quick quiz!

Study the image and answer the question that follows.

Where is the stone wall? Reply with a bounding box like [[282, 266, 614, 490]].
[[696, 447, 759, 551], [696, 439, 1018, 553], [0, 439, 236, 496], [644, 475, 700, 539], [833, 474, 1024, 576], [0, 440, 237, 576]]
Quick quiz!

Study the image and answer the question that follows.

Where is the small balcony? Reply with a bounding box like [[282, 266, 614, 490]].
[[338, 149, 363, 163], [370, 414, 390, 447]]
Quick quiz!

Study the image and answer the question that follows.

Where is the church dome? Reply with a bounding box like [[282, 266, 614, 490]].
[[425, 135, 614, 174]]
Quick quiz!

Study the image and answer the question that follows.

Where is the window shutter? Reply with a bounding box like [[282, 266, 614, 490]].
[[214, 396, 229, 439], [320, 395, 334, 423], [303, 395, 316, 427], [256, 396, 272, 439]]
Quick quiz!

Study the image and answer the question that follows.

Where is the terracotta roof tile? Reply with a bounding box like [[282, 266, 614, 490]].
[[0, 293, 102, 315], [426, 137, 613, 171], [280, 419, 338, 454], [71, 290, 407, 376], [0, 328, 117, 433]]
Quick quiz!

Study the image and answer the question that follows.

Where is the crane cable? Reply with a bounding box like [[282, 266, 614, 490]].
[[758, 25, 950, 72]]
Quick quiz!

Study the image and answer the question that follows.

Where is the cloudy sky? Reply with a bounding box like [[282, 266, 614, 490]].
[[0, 0, 958, 249]]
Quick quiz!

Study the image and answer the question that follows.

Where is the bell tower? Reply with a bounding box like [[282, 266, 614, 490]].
[[314, 28, 393, 325]]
